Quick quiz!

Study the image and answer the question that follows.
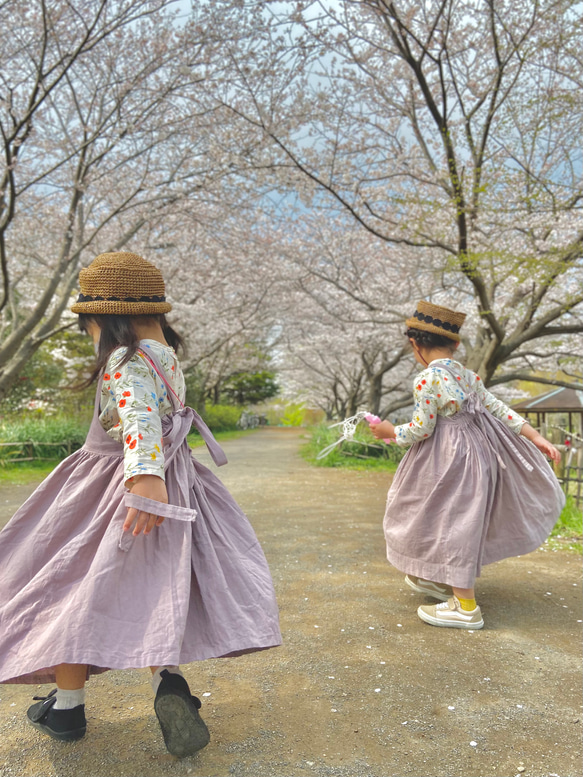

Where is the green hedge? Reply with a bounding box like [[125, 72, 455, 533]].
[[199, 404, 242, 432], [0, 405, 247, 462], [0, 415, 91, 462]]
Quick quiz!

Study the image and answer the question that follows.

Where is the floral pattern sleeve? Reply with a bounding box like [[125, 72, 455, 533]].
[[101, 349, 167, 485], [393, 374, 439, 446]]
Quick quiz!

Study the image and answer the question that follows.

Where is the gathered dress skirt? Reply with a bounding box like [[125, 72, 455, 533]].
[[383, 400, 565, 589], [0, 393, 281, 685]]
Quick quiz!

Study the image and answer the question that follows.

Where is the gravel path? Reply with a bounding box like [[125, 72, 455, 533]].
[[0, 428, 581, 777]]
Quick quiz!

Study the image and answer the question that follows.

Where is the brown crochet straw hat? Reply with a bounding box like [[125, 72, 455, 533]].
[[71, 252, 171, 315], [405, 300, 466, 343]]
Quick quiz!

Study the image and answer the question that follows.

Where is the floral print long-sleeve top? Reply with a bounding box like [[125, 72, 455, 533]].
[[393, 358, 527, 447], [98, 340, 185, 484]]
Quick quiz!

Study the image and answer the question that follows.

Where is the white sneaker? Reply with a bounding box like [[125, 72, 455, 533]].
[[417, 596, 484, 630], [405, 575, 452, 602]]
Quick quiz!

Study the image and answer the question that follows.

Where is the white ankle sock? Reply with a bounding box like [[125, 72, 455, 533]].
[[54, 687, 86, 710], [151, 665, 184, 694]]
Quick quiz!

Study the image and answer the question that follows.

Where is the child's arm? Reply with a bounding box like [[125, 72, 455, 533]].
[[104, 349, 170, 534], [519, 422, 562, 463], [105, 349, 166, 484], [387, 374, 439, 446], [471, 373, 561, 462]]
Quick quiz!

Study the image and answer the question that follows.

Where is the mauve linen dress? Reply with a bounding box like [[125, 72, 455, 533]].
[[0, 349, 281, 684], [383, 363, 565, 589]]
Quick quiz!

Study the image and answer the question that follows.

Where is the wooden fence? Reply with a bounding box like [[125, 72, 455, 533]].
[[0, 440, 78, 464], [562, 445, 583, 510]]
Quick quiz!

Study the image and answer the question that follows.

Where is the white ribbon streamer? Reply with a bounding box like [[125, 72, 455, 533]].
[[317, 411, 388, 459]]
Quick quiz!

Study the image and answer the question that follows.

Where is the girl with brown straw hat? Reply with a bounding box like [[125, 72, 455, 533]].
[[0, 252, 281, 756], [368, 300, 564, 630]]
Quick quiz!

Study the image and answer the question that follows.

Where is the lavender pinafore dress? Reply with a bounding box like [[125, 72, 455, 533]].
[[383, 364, 565, 589], [0, 349, 281, 684]]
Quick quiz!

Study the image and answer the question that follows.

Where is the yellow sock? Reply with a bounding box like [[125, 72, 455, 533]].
[[457, 596, 477, 611]]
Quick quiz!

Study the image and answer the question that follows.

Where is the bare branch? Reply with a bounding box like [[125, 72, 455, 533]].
[[489, 372, 583, 391]]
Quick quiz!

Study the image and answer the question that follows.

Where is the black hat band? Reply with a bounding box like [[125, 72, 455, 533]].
[[413, 310, 460, 334], [76, 293, 166, 303]]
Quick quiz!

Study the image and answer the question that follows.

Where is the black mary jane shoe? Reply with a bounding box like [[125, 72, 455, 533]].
[[27, 688, 87, 742], [154, 670, 210, 758]]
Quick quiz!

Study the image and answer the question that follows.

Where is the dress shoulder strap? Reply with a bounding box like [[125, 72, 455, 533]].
[[137, 345, 228, 467], [136, 346, 184, 411]]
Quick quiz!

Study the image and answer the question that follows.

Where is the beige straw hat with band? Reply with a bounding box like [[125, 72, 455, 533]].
[[405, 300, 466, 343], [71, 252, 171, 315]]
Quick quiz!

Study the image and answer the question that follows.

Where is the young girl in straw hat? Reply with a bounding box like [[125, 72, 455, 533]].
[[369, 301, 564, 630], [0, 252, 281, 756]]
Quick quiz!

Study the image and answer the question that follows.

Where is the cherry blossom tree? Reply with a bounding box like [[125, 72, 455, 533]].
[[0, 0, 272, 400], [3, 0, 582, 414], [208, 0, 583, 390], [281, 310, 417, 418], [148, 205, 285, 405], [274, 215, 430, 416]]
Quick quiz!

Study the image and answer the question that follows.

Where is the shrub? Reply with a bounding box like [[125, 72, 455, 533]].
[[281, 403, 306, 427], [199, 404, 241, 432], [0, 415, 91, 462], [222, 370, 279, 405]]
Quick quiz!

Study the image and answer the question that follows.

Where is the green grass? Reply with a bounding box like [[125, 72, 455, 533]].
[[0, 461, 58, 484], [546, 496, 583, 553], [187, 428, 260, 447], [0, 428, 260, 484], [301, 422, 403, 472], [550, 496, 582, 537], [0, 415, 91, 443], [0, 428, 260, 481]]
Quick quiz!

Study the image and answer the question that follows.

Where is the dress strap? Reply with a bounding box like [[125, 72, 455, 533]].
[[136, 346, 184, 411], [137, 345, 228, 468]]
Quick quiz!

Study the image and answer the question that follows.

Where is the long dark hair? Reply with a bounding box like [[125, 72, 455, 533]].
[[78, 313, 185, 387], [406, 327, 458, 352]]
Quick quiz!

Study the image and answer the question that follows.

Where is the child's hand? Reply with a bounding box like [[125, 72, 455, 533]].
[[370, 420, 395, 440], [124, 475, 169, 536], [532, 434, 562, 463], [521, 423, 561, 463]]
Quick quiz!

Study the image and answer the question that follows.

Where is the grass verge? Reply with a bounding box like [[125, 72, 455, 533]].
[[0, 461, 58, 485], [301, 423, 402, 472], [0, 414, 91, 463], [187, 427, 261, 447], [545, 496, 583, 553], [0, 428, 260, 484]]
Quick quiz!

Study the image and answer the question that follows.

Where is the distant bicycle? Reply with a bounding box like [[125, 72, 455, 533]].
[[238, 411, 259, 430]]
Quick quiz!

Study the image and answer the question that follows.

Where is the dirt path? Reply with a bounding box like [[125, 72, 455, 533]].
[[0, 428, 581, 777]]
